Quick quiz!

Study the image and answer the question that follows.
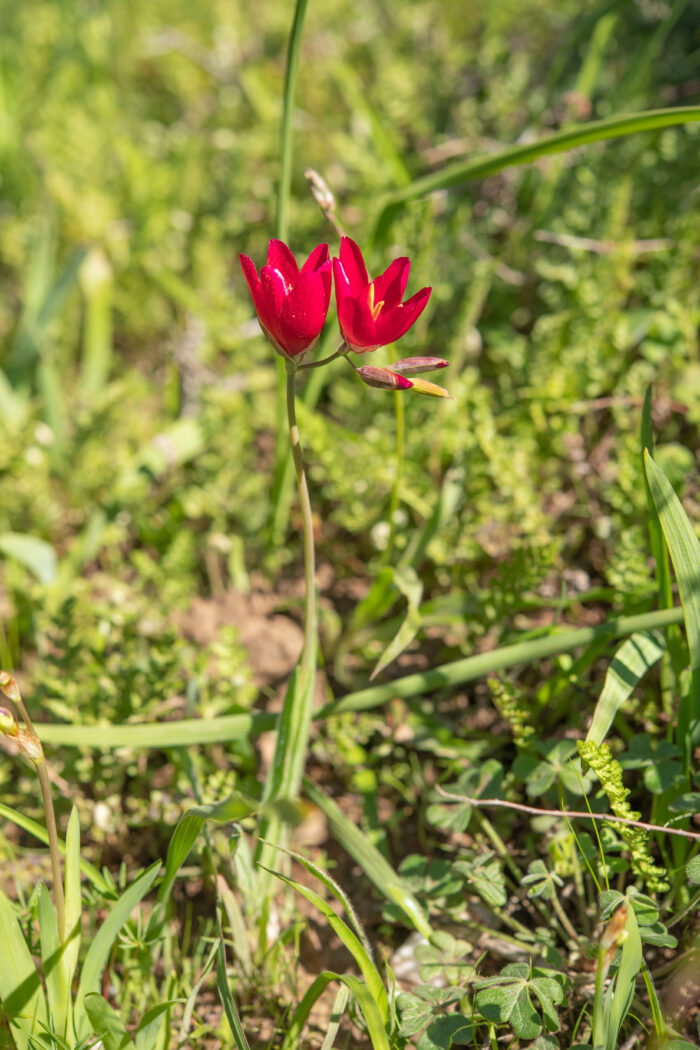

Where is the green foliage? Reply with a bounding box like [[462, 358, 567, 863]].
[[578, 740, 669, 893]]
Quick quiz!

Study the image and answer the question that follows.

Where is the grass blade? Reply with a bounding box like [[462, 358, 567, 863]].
[[644, 449, 700, 762], [216, 936, 251, 1050], [63, 807, 82, 990], [0, 886, 47, 1047], [373, 106, 700, 241], [83, 992, 135, 1050], [281, 972, 391, 1050], [74, 861, 161, 1040], [262, 864, 389, 1022], [320, 606, 684, 717], [38, 884, 71, 1042], [36, 712, 275, 749], [0, 801, 108, 894], [303, 777, 432, 939], [586, 631, 665, 747]]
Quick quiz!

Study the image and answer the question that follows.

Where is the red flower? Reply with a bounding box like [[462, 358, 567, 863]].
[[239, 240, 332, 360], [332, 237, 431, 353]]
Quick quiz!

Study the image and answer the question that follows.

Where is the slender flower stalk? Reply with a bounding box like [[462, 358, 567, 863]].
[[0, 672, 65, 940], [285, 360, 317, 685]]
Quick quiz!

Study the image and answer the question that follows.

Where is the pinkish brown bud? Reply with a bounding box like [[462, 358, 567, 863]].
[[356, 366, 413, 391], [0, 671, 21, 704], [392, 356, 448, 376], [408, 377, 454, 399], [0, 707, 19, 738]]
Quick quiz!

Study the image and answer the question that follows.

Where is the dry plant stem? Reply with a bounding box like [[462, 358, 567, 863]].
[[11, 691, 66, 939], [436, 787, 700, 842], [286, 362, 317, 684], [36, 758, 66, 940]]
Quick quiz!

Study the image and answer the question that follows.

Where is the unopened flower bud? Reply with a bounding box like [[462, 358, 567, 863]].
[[304, 168, 336, 216], [356, 366, 413, 391], [408, 377, 454, 399], [600, 902, 628, 960], [392, 356, 448, 376], [0, 671, 21, 704], [18, 728, 44, 764], [0, 707, 19, 738]]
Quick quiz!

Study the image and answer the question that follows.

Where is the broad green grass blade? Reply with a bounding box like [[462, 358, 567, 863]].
[[83, 992, 135, 1050], [63, 807, 82, 989], [158, 794, 260, 906], [586, 631, 665, 746], [320, 606, 684, 717], [606, 901, 642, 1049], [0, 801, 108, 894], [36, 712, 274, 749], [644, 450, 700, 760], [321, 985, 350, 1050], [38, 884, 71, 1042], [303, 777, 432, 939], [0, 886, 48, 1048], [217, 937, 251, 1050], [74, 861, 161, 1040], [373, 106, 700, 241], [281, 972, 391, 1050], [262, 865, 388, 1023], [134, 1001, 183, 1050], [0, 532, 57, 585]]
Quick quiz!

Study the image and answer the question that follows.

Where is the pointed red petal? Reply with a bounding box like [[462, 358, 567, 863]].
[[375, 286, 431, 344], [372, 257, 410, 309], [278, 271, 329, 355], [266, 239, 299, 282], [338, 237, 369, 292], [301, 242, 329, 274]]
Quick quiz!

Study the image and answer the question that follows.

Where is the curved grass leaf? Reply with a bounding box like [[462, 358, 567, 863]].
[[586, 631, 665, 746], [217, 937, 251, 1050], [38, 884, 71, 1042], [281, 972, 391, 1050], [262, 863, 388, 1022], [158, 793, 261, 906], [36, 712, 274, 749], [0, 533, 57, 585], [0, 801, 108, 895], [83, 992, 135, 1050], [373, 106, 700, 241], [320, 606, 684, 718], [74, 861, 161, 1040], [0, 886, 48, 1047], [644, 450, 700, 761], [303, 776, 432, 939]]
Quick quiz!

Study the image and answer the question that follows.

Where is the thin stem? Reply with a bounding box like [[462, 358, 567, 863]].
[[297, 345, 346, 370], [551, 887, 580, 945], [436, 787, 700, 841], [36, 759, 65, 940], [286, 363, 317, 684], [382, 378, 405, 567]]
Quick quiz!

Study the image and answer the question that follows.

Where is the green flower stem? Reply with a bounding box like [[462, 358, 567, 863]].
[[382, 379, 405, 567], [551, 886, 579, 945], [286, 362, 317, 686], [297, 344, 347, 371]]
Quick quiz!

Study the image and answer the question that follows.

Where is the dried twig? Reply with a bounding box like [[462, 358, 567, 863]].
[[435, 786, 700, 842]]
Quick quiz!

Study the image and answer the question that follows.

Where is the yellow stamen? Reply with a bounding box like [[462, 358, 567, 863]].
[[367, 283, 385, 322]]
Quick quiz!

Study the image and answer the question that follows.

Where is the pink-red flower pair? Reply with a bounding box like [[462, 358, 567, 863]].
[[239, 237, 432, 362]]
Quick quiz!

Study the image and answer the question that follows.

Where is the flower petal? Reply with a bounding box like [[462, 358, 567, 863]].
[[337, 294, 381, 351], [266, 239, 299, 283], [338, 237, 369, 293], [374, 286, 431, 344], [278, 271, 329, 356], [372, 256, 410, 309], [301, 242, 330, 274]]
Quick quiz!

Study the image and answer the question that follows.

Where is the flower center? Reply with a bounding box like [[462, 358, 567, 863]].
[[367, 283, 385, 322]]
